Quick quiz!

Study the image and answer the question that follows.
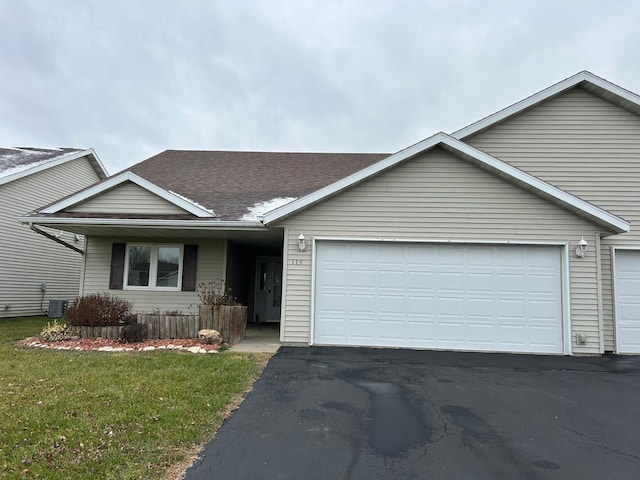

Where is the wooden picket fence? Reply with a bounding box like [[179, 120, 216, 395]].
[[198, 305, 247, 345], [137, 314, 201, 339], [80, 326, 121, 340], [79, 306, 247, 343]]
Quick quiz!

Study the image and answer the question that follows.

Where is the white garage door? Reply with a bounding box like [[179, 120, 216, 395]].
[[614, 250, 640, 354], [314, 242, 564, 354]]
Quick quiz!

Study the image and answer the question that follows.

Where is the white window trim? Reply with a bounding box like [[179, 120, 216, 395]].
[[124, 243, 183, 291]]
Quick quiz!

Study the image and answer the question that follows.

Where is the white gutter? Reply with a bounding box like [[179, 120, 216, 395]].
[[19, 216, 267, 230], [29, 223, 84, 255]]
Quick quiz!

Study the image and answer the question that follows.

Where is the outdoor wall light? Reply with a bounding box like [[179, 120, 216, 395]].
[[575, 237, 588, 258], [298, 232, 306, 252]]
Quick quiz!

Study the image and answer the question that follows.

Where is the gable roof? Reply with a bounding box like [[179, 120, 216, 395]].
[[452, 71, 640, 140], [23, 72, 637, 234], [263, 132, 630, 233], [124, 150, 389, 220], [30, 150, 388, 222], [40, 171, 217, 218], [0, 147, 108, 186]]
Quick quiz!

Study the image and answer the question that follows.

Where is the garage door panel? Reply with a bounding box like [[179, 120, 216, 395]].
[[407, 273, 435, 292], [317, 317, 347, 339], [316, 292, 347, 312], [436, 272, 465, 292], [438, 247, 465, 267], [435, 297, 465, 316], [467, 322, 495, 340], [349, 270, 376, 289], [406, 295, 434, 314], [319, 268, 348, 288], [614, 250, 640, 353], [378, 270, 405, 289], [314, 242, 563, 353], [346, 294, 375, 314], [378, 295, 405, 315], [378, 319, 405, 338]]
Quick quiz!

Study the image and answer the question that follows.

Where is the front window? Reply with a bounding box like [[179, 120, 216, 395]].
[[156, 246, 180, 287], [125, 244, 182, 290], [127, 245, 151, 287]]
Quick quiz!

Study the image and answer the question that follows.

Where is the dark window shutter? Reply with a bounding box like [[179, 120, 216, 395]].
[[182, 245, 198, 291], [109, 243, 126, 290]]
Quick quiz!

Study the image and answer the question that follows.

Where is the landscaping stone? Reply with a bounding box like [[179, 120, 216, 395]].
[[19, 336, 224, 354], [198, 329, 222, 345]]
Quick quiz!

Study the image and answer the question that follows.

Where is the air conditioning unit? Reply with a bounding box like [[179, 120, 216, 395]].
[[48, 300, 68, 318]]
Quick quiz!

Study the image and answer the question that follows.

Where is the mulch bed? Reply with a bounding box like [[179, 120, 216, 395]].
[[19, 336, 225, 353]]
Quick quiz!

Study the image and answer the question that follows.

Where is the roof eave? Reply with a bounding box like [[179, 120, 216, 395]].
[[39, 171, 216, 218], [85, 148, 109, 179], [452, 71, 640, 140], [0, 148, 108, 187], [264, 132, 629, 234], [19, 216, 266, 230]]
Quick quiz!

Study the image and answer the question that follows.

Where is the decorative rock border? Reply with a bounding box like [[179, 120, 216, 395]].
[[20, 338, 221, 354]]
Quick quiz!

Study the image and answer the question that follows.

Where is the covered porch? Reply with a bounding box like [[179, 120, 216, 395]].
[[25, 218, 286, 339]]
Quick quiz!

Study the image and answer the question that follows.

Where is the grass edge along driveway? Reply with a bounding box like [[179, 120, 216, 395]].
[[0, 317, 270, 479]]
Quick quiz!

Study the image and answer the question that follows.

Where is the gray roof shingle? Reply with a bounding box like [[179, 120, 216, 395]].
[[126, 150, 389, 220], [0, 147, 82, 179]]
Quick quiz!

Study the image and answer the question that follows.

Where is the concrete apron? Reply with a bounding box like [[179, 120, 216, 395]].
[[230, 323, 280, 353]]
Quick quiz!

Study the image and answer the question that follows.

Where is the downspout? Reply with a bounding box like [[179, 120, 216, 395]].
[[29, 223, 84, 255], [595, 233, 604, 353]]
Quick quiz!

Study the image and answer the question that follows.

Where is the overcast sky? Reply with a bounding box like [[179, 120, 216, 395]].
[[2, 0, 640, 174]]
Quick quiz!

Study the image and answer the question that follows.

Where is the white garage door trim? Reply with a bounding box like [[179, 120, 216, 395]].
[[612, 247, 640, 354], [310, 238, 570, 354]]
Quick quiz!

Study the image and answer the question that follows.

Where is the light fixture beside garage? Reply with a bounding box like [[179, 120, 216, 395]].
[[298, 232, 306, 252], [575, 237, 588, 258]]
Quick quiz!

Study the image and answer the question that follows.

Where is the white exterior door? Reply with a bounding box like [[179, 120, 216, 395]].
[[614, 250, 640, 354], [314, 242, 564, 354]]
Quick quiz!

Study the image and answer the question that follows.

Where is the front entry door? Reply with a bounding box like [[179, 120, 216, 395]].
[[254, 256, 282, 323]]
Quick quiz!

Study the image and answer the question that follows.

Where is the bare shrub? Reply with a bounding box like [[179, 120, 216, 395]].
[[197, 279, 238, 306], [65, 293, 132, 326]]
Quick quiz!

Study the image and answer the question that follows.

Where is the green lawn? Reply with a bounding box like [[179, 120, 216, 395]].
[[0, 317, 270, 479]]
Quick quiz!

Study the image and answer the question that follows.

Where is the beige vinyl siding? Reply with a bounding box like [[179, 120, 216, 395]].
[[67, 182, 190, 215], [277, 147, 605, 354], [0, 156, 102, 317], [81, 236, 225, 313], [466, 87, 640, 350]]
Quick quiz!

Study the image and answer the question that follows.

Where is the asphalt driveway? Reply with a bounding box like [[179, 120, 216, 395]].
[[184, 347, 640, 479]]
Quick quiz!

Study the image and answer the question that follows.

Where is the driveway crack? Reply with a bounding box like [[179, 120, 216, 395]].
[[555, 423, 640, 461]]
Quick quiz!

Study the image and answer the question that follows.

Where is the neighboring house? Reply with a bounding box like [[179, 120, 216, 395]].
[[20, 71, 640, 355], [1, 148, 108, 318]]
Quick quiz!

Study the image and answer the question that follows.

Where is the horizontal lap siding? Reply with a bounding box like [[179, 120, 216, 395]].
[[82, 237, 225, 313], [0, 157, 101, 317], [67, 182, 189, 214], [278, 148, 602, 353], [466, 87, 640, 351]]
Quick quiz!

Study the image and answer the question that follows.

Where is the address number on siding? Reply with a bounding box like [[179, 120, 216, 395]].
[[290, 259, 304, 265]]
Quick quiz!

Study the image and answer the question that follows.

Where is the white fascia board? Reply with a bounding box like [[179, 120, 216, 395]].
[[452, 71, 640, 139], [85, 148, 109, 179], [19, 216, 265, 230], [263, 132, 629, 233], [0, 149, 104, 187], [442, 139, 630, 233], [40, 171, 215, 218]]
